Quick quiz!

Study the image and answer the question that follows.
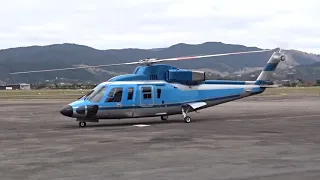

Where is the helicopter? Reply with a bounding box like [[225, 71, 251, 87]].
[[10, 48, 286, 127]]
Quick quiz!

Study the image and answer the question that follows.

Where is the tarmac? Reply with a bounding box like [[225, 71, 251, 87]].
[[1, 94, 320, 180]]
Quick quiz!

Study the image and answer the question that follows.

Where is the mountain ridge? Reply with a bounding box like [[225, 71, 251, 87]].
[[1, 42, 320, 85]]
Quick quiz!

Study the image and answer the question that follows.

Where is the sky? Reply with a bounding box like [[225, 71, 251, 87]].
[[0, 0, 320, 53]]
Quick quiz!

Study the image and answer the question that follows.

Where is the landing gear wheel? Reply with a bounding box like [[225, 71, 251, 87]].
[[182, 105, 192, 123], [184, 116, 191, 123], [161, 115, 168, 121], [79, 122, 86, 128]]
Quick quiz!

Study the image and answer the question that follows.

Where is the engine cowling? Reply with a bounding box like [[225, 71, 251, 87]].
[[76, 105, 99, 117], [166, 69, 206, 84]]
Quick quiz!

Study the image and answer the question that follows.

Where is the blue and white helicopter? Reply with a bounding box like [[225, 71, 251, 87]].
[[11, 48, 286, 127]]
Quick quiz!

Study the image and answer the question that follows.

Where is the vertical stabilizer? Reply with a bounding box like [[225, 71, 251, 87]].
[[255, 49, 285, 85]]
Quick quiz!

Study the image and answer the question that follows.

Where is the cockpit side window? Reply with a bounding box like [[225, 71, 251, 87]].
[[86, 86, 108, 103], [105, 87, 123, 102]]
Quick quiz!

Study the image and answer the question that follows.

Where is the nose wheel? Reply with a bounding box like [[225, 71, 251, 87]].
[[184, 116, 191, 123], [79, 122, 86, 128], [161, 115, 169, 121]]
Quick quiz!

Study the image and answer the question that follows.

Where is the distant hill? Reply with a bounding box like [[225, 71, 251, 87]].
[[1, 42, 320, 84], [293, 62, 320, 82]]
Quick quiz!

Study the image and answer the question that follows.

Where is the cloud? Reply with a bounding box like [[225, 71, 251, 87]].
[[0, 0, 319, 53]]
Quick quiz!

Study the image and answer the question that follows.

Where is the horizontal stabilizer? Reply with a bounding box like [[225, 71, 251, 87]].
[[260, 85, 279, 88], [186, 102, 207, 110]]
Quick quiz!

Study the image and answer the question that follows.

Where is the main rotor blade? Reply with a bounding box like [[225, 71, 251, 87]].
[[155, 49, 274, 62], [10, 62, 140, 75], [10, 48, 276, 75]]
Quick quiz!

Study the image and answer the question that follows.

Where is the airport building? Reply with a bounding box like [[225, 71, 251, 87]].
[[0, 83, 31, 90]]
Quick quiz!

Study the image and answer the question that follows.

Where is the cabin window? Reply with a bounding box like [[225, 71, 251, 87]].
[[142, 87, 151, 93], [143, 93, 152, 99], [142, 86, 152, 99], [157, 88, 161, 98], [105, 87, 123, 102], [127, 87, 134, 100]]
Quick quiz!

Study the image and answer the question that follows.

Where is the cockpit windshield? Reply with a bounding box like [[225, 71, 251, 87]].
[[86, 86, 108, 103], [78, 90, 94, 100]]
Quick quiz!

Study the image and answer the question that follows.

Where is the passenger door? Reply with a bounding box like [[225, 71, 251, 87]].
[[140, 85, 154, 107], [125, 87, 135, 117], [103, 87, 130, 118]]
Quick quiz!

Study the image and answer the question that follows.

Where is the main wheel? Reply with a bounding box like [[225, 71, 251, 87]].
[[184, 116, 191, 123], [79, 122, 86, 127], [161, 115, 168, 121]]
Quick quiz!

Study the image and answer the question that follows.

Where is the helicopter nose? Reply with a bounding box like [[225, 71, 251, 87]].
[[60, 105, 73, 117]]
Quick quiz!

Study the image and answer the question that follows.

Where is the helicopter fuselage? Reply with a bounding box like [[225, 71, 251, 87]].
[[61, 79, 265, 121]]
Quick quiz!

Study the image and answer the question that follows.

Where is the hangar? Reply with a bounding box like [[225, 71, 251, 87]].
[[0, 83, 31, 90]]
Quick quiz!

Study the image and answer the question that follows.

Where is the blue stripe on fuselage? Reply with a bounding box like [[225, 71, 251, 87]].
[[255, 80, 264, 85], [263, 63, 278, 71]]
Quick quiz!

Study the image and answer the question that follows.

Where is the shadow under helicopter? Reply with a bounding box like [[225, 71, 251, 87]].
[[60, 116, 225, 129]]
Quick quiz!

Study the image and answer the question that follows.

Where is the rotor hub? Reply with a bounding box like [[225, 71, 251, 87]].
[[138, 58, 160, 65]]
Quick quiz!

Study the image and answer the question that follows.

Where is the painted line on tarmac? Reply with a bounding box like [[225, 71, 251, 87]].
[[133, 124, 150, 127], [251, 114, 320, 121], [226, 119, 242, 122]]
